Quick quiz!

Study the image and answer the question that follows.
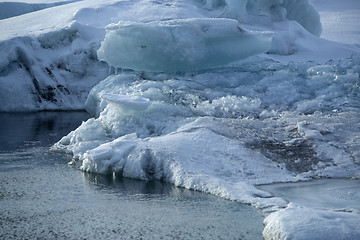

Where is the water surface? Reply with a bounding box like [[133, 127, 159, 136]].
[[0, 112, 264, 239]]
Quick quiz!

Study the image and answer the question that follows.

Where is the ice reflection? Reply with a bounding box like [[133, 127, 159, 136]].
[[0, 111, 89, 151]]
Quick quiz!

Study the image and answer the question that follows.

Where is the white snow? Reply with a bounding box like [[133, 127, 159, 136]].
[[263, 203, 360, 240], [1, 0, 360, 239], [53, 55, 360, 213], [0, 1, 79, 20], [1, 0, 359, 111], [260, 179, 360, 239]]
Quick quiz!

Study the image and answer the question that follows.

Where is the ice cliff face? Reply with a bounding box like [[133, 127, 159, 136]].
[[0, 0, 326, 111]]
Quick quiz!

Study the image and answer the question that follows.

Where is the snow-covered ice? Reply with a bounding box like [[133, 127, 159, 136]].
[[1, 0, 359, 111], [260, 179, 360, 239], [263, 202, 360, 240], [1, 0, 360, 239]]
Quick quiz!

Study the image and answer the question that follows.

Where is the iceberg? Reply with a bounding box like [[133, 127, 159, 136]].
[[97, 18, 272, 72], [0, 0, 358, 111]]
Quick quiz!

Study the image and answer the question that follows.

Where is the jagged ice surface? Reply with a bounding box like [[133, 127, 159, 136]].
[[53, 55, 360, 205], [52, 54, 360, 239], [2, 0, 355, 111]]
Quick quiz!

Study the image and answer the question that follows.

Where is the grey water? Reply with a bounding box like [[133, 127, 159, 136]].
[[0, 112, 264, 239]]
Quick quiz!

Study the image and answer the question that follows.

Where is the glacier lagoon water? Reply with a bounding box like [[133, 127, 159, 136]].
[[0, 112, 264, 239]]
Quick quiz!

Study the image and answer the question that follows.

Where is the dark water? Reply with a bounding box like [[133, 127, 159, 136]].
[[0, 112, 264, 239]]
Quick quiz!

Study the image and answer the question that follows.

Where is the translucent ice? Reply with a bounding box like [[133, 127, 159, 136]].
[[97, 18, 272, 72]]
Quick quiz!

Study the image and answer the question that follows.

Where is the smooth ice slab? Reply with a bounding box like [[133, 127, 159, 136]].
[[97, 18, 272, 72], [258, 179, 360, 211]]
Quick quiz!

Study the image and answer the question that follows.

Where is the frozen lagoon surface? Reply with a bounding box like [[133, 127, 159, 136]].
[[0, 112, 264, 239], [1, 0, 360, 239]]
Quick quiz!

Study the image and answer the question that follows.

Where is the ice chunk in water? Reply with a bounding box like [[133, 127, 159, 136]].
[[97, 18, 272, 72]]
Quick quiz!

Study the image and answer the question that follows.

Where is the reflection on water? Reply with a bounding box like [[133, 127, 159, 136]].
[[0, 111, 89, 151], [0, 112, 264, 239], [83, 172, 179, 196]]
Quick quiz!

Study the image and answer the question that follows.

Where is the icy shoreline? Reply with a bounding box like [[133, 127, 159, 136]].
[[52, 55, 360, 239]]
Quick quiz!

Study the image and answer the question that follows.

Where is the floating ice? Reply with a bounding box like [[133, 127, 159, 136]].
[[263, 203, 360, 240], [52, 56, 360, 208], [97, 18, 272, 72]]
